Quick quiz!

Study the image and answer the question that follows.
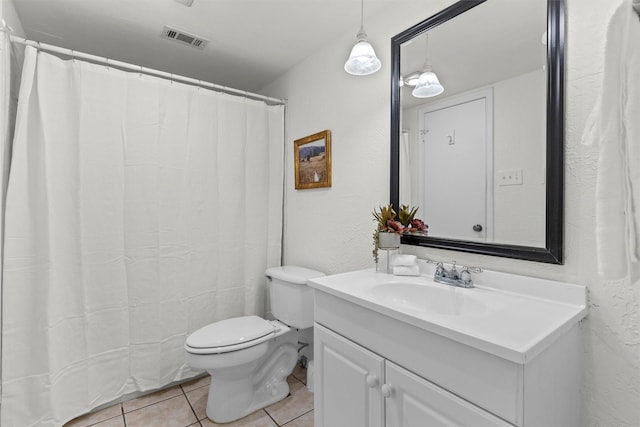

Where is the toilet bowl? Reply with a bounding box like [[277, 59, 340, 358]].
[[184, 266, 324, 423]]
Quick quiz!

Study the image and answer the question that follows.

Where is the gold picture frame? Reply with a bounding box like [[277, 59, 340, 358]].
[[294, 130, 332, 190]]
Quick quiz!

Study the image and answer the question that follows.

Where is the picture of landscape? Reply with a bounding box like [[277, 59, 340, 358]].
[[294, 130, 331, 189], [298, 139, 326, 183]]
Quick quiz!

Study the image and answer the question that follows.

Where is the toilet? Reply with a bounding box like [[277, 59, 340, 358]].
[[184, 265, 324, 424]]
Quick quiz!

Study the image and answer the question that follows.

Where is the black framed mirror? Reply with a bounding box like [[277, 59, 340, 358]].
[[390, 0, 564, 264]]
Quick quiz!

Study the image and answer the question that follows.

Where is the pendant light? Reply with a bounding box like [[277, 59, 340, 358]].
[[412, 34, 444, 98], [344, 0, 381, 76]]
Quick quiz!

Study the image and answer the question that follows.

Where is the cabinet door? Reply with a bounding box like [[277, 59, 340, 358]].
[[385, 361, 512, 427], [314, 323, 385, 427]]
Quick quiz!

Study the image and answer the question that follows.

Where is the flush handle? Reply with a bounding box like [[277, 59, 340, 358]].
[[473, 224, 483, 232]]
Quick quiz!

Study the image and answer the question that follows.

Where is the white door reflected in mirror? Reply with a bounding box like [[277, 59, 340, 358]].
[[418, 92, 490, 242]]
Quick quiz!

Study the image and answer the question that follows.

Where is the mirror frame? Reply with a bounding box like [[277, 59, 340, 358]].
[[390, 0, 564, 264]]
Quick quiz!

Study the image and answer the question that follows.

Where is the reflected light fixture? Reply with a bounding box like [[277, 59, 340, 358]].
[[412, 34, 444, 98], [402, 72, 421, 87], [344, 0, 381, 76]]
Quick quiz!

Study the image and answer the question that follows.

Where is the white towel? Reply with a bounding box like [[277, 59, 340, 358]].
[[393, 265, 420, 276], [391, 254, 417, 266], [582, 2, 640, 280]]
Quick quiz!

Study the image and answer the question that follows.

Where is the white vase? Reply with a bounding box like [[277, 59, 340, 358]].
[[378, 232, 401, 249]]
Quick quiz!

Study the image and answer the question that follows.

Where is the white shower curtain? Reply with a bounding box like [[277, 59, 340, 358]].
[[1, 46, 284, 426], [0, 27, 24, 410], [399, 130, 414, 207]]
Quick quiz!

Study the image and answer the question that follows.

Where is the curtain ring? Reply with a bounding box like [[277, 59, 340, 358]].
[[139, 65, 143, 78], [70, 49, 75, 63], [36, 41, 41, 51], [105, 57, 109, 70]]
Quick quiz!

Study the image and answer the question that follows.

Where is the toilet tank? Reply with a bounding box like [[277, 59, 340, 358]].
[[266, 266, 325, 329]]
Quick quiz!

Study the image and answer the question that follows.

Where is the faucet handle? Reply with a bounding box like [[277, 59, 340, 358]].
[[459, 265, 481, 286], [460, 269, 472, 282], [459, 265, 482, 283]]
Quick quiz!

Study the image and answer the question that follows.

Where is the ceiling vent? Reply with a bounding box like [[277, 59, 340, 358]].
[[161, 26, 208, 49]]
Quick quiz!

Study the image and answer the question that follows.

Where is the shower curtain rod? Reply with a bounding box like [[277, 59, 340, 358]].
[[9, 35, 286, 106]]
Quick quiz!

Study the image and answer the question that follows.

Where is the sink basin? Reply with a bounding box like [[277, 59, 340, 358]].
[[370, 282, 487, 316], [308, 268, 587, 363]]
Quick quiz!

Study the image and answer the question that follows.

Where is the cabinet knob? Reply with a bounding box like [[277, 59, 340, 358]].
[[365, 374, 379, 389], [381, 384, 394, 398]]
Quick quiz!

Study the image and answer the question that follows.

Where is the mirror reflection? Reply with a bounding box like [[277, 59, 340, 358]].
[[398, 0, 547, 247]]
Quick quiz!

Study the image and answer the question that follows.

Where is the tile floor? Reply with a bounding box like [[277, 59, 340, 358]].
[[64, 364, 312, 427]]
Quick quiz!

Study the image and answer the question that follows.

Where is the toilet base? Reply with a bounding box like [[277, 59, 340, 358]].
[[206, 375, 290, 423], [204, 327, 299, 423]]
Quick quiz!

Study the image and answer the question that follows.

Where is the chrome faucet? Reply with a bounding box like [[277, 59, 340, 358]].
[[433, 261, 482, 288]]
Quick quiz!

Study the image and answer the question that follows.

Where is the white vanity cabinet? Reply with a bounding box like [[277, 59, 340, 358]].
[[315, 323, 510, 427], [309, 269, 587, 427], [385, 357, 511, 427], [314, 324, 384, 427]]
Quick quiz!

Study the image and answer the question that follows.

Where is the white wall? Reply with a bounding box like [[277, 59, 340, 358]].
[[262, 0, 640, 425], [492, 69, 546, 246], [0, 0, 25, 36], [261, 0, 455, 274], [402, 69, 546, 247]]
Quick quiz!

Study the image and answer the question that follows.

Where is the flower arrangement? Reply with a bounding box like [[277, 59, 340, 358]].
[[372, 204, 428, 264], [372, 204, 400, 234]]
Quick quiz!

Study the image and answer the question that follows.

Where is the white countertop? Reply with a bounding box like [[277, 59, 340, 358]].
[[308, 267, 587, 364]]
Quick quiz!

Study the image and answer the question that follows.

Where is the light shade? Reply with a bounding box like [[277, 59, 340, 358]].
[[344, 36, 382, 76], [412, 70, 444, 98], [403, 72, 421, 86]]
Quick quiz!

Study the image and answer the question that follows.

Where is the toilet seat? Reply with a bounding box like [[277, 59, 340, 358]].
[[185, 316, 281, 355]]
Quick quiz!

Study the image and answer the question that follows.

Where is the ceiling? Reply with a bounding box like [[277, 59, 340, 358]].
[[400, 0, 546, 108], [11, 0, 398, 93], [11, 0, 547, 99]]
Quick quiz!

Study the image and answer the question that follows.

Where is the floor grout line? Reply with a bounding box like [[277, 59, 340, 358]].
[[121, 387, 185, 415], [121, 404, 127, 427], [281, 408, 313, 426], [180, 384, 203, 427], [264, 408, 280, 426]]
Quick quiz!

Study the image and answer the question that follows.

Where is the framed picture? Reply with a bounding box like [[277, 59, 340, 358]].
[[294, 129, 332, 190]]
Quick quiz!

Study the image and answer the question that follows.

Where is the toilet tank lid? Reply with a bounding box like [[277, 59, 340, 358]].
[[266, 265, 325, 285]]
